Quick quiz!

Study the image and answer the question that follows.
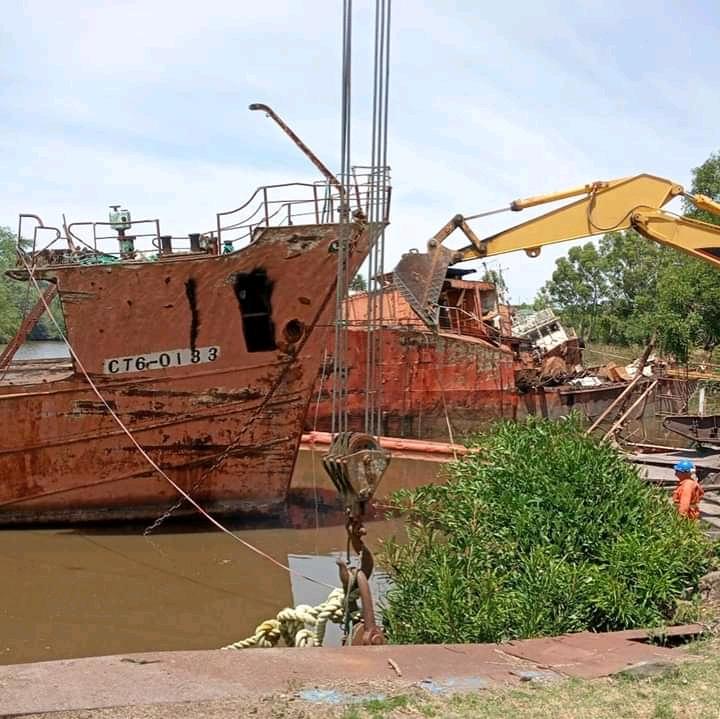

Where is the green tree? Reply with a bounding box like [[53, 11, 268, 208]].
[[653, 255, 720, 360], [0, 227, 23, 342], [0, 226, 64, 343], [532, 287, 552, 311], [652, 151, 720, 361], [594, 230, 663, 346], [683, 151, 720, 222], [480, 267, 507, 298], [535, 242, 607, 338]]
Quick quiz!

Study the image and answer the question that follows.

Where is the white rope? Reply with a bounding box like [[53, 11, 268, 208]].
[[17, 251, 334, 590], [222, 587, 359, 649]]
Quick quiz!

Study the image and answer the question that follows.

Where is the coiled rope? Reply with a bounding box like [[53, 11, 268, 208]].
[[222, 586, 360, 649]]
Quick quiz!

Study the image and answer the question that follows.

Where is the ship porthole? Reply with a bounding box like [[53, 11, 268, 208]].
[[283, 319, 305, 344]]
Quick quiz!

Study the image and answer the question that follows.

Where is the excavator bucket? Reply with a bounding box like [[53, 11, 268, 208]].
[[392, 245, 455, 328]]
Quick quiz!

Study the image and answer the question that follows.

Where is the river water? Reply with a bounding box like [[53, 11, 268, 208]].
[[7, 340, 70, 360], [0, 500, 407, 666], [0, 452, 434, 666], [0, 342, 440, 665]]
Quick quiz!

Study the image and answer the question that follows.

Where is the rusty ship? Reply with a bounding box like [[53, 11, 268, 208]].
[[307, 268, 669, 440], [0, 167, 388, 525]]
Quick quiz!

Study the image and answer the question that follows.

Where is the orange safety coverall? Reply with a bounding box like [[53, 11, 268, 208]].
[[672, 477, 704, 520]]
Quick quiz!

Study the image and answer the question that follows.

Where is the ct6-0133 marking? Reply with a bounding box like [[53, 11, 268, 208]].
[[103, 346, 221, 375]]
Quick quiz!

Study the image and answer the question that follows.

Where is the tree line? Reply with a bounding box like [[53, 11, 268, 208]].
[[0, 226, 60, 343], [534, 152, 720, 362]]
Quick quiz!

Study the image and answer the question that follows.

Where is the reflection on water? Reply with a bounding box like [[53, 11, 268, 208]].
[[5, 340, 70, 360], [0, 517, 394, 666]]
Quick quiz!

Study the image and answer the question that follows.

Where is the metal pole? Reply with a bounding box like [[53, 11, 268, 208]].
[[586, 335, 655, 435], [603, 380, 659, 442], [249, 103, 345, 205]]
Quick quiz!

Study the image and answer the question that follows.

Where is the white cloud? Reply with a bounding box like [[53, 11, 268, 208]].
[[2, 0, 718, 303], [1, 132, 303, 241]]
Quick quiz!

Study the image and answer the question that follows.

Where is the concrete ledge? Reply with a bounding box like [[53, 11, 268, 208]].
[[0, 625, 702, 716]]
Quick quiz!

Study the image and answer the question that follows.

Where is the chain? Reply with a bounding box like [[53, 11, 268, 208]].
[[143, 356, 298, 534]]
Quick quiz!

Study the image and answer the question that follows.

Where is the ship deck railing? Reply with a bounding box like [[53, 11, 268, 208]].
[[216, 166, 390, 246], [15, 167, 391, 267]]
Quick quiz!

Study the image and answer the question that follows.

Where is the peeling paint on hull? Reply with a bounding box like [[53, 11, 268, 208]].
[[0, 224, 371, 525], [308, 329, 652, 441], [308, 327, 518, 439], [308, 303, 650, 442]]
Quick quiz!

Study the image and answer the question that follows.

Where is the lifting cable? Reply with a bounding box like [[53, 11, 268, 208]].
[[364, 0, 392, 437], [330, 0, 392, 438], [330, 0, 353, 435], [17, 250, 334, 590]]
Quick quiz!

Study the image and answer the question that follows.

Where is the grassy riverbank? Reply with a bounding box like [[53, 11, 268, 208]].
[[340, 638, 720, 719]]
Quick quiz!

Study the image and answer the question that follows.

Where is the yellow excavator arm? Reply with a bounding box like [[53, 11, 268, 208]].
[[393, 174, 720, 327]]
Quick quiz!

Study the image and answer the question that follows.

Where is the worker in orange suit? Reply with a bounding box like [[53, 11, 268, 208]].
[[672, 460, 703, 520]]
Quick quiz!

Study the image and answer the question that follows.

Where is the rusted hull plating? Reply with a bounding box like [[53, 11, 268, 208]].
[[308, 329, 647, 441], [0, 224, 370, 524], [309, 327, 517, 439]]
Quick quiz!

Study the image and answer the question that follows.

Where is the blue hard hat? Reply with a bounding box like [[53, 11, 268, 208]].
[[674, 459, 695, 473]]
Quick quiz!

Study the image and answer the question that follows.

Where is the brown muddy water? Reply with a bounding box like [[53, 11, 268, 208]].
[[0, 450, 446, 666]]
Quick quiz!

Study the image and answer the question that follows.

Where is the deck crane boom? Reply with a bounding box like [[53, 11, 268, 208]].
[[393, 174, 720, 327]]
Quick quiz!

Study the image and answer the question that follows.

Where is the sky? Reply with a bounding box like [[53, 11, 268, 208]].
[[1, 0, 718, 302]]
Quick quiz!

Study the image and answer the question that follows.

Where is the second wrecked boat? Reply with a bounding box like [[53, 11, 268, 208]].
[[307, 268, 658, 440]]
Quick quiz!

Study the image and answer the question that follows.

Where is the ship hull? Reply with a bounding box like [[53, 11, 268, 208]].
[[308, 327, 517, 440], [307, 327, 662, 442], [0, 223, 370, 524]]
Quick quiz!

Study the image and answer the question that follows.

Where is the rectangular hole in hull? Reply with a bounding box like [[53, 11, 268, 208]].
[[233, 269, 277, 352]]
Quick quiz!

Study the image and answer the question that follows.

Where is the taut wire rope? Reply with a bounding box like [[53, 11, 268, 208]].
[[364, 0, 392, 436], [331, 0, 353, 435]]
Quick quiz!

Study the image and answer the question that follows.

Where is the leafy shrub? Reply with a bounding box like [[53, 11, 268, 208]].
[[380, 415, 713, 644]]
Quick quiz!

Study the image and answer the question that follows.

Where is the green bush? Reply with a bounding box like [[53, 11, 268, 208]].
[[380, 416, 714, 644]]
